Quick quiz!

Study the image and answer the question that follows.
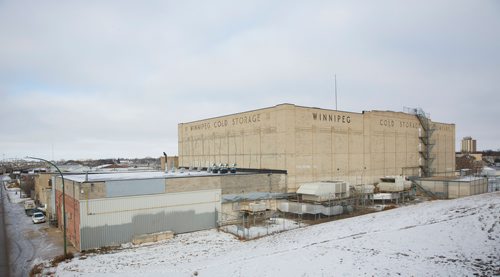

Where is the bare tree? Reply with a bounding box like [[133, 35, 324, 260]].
[[20, 174, 35, 197], [456, 155, 484, 175]]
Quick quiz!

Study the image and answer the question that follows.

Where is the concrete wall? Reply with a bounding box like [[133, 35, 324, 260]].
[[34, 173, 52, 205], [417, 177, 488, 199], [57, 173, 286, 201], [54, 178, 83, 249], [447, 179, 488, 199], [55, 178, 107, 201], [433, 123, 456, 175], [165, 175, 221, 193], [54, 177, 103, 248], [56, 189, 81, 249], [220, 173, 287, 194], [165, 173, 287, 195], [179, 104, 456, 191], [33, 173, 54, 219]]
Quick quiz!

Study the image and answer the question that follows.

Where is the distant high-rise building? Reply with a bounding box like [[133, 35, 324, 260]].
[[461, 136, 477, 153]]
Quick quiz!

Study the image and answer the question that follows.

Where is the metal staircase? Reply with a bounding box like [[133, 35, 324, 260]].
[[409, 178, 439, 200], [404, 107, 436, 178]]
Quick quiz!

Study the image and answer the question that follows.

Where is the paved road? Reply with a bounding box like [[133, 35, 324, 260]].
[[5, 188, 48, 277], [2, 184, 70, 277], [0, 183, 10, 277]]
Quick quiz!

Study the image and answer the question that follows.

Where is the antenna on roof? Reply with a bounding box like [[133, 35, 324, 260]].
[[334, 74, 338, 111]]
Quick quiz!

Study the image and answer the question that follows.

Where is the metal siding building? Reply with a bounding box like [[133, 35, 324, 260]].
[[105, 178, 165, 197], [54, 171, 286, 250], [79, 189, 220, 250]]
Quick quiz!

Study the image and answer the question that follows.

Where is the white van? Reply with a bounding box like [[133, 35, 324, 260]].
[[24, 200, 36, 214]]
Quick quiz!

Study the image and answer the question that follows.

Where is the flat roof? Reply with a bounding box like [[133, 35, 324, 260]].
[[178, 103, 454, 125], [61, 170, 254, 183], [179, 103, 365, 125]]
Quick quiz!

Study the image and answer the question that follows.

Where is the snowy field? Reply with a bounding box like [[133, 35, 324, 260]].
[[49, 192, 499, 276]]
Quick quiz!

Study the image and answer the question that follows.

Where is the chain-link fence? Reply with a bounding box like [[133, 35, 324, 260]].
[[218, 209, 305, 240], [218, 190, 375, 240]]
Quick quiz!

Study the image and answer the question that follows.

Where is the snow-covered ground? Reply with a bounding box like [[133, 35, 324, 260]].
[[4, 186, 30, 204], [49, 192, 499, 276]]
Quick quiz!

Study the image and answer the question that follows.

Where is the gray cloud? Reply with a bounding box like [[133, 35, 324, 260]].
[[1, 0, 499, 159]]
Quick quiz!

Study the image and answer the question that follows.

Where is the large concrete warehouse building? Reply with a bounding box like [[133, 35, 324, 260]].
[[179, 104, 456, 191]]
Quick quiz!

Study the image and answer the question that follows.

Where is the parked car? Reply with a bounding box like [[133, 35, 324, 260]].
[[26, 207, 45, 216], [32, 212, 46, 224], [25, 208, 35, 216], [32, 207, 46, 215], [24, 200, 36, 215]]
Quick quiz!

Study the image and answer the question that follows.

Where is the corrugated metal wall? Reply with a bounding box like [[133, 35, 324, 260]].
[[79, 189, 221, 250], [106, 178, 165, 197]]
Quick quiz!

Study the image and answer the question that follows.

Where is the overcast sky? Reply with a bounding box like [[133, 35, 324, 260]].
[[1, 1, 499, 160]]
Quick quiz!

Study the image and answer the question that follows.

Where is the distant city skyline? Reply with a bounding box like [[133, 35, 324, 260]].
[[1, 1, 499, 160]]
